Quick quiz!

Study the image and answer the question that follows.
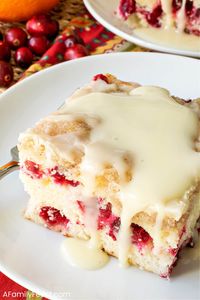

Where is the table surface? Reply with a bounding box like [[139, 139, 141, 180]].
[[0, 0, 148, 298]]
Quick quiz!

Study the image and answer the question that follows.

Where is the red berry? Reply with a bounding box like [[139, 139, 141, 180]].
[[64, 44, 88, 61], [28, 36, 50, 56], [0, 61, 13, 87], [172, 0, 182, 13], [24, 160, 43, 179], [119, 0, 136, 19], [0, 41, 11, 62], [131, 223, 152, 251], [50, 168, 79, 187], [14, 47, 33, 68], [47, 20, 59, 39], [26, 15, 59, 39], [146, 4, 162, 27], [93, 74, 108, 83], [64, 34, 84, 48], [97, 202, 121, 241], [39, 206, 69, 226], [64, 35, 79, 48], [5, 28, 27, 50]]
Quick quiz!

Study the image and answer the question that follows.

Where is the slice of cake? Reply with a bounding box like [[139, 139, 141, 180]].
[[18, 74, 200, 277], [117, 0, 200, 36]]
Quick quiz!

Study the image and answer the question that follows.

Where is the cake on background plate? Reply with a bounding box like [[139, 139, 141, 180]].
[[117, 0, 200, 36], [18, 74, 200, 277]]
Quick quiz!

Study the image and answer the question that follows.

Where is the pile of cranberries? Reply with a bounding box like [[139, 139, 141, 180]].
[[0, 14, 88, 88]]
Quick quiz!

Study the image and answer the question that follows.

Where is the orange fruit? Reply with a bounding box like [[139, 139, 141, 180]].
[[0, 0, 60, 22]]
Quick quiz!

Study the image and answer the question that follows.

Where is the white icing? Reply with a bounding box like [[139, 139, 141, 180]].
[[176, 0, 187, 33], [160, 0, 173, 28], [61, 238, 109, 270], [160, 0, 187, 32], [134, 28, 200, 51]]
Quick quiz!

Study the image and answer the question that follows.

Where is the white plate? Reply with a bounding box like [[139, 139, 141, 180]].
[[0, 53, 200, 300], [83, 0, 200, 58]]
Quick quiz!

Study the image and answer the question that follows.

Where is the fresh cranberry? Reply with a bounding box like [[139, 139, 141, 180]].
[[64, 44, 89, 61], [14, 47, 33, 68], [26, 15, 59, 39], [131, 223, 152, 251], [39, 206, 69, 226], [119, 0, 136, 19], [51, 170, 79, 187], [77, 200, 85, 213], [48, 20, 59, 39], [5, 28, 27, 50], [0, 41, 11, 62], [28, 36, 50, 56], [146, 4, 163, 27], [0, 61, 13, 87], [23, 160, 43, 179], [98, 202, 121, 241], [64, 34, 84, 48], [93, 74, 109, 83]]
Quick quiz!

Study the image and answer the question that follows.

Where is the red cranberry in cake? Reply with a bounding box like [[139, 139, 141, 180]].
[[145, 4, 163, 27], [23, 160, 44, 179], [118, 0, 136, 19], [131, 223, 153, 251], [39, 206, 69, 226], [93, 74, 109, 83], [98, 202, 121, 241], [185, 0, 194, 15], [172, 0, 182, 13], [108, 217, 121, 241], [51, 170, 80, 187], [98, 202, 112, 221]]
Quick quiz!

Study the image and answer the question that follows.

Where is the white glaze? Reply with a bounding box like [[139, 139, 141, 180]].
[[134, 28, 200, 51], [61, 238, 109, 270], [176, 0, 187, 33], [160, 0, 173, 28]]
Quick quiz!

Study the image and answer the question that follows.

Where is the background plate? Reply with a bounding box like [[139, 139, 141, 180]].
[[84, 0, 200, 58], [0, 53, 200, 300]]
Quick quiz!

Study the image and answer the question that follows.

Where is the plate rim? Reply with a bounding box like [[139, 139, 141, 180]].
[[0, 51, 200, 104], [83, 0, 200, 58]]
